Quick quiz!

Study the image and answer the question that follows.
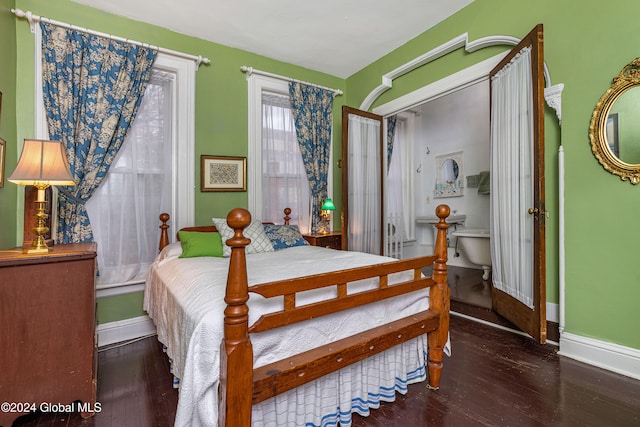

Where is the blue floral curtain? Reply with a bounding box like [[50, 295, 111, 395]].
[[288, 82, 335, 233], [387, 115, 398, 171], [40, 23, 157, 243]]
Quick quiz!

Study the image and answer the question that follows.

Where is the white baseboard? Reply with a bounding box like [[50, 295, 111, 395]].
[[559, 332, 640, 380], [97, 315, 157, 347]]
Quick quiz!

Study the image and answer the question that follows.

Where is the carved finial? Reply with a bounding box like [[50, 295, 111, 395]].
[[435, 204, 451, 221], [226, 208, 252, 248], [227, 208, 251, 230], [283, 207, 291, 225]]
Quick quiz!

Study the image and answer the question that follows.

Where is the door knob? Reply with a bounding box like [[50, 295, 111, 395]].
[[528, 207, 539, 215]]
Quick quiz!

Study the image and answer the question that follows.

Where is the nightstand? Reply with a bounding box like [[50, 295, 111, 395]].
[[303, 231, 342, 250], [0, 243, 98, 425]]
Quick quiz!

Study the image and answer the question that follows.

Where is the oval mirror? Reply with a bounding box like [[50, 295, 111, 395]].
[[589, 58, 640, 184], [441, 159, 459, 183]]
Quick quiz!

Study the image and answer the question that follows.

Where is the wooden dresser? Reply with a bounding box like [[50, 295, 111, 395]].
[[0, 243, 97, 426], [303, 231, 342, 250]]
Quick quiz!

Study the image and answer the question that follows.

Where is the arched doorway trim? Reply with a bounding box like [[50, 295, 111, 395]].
[[361, 32, 563, 122]]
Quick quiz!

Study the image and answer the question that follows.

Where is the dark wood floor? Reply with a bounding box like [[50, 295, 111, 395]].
[[435, 266, 560, 342], [11, 267, 640, 426]]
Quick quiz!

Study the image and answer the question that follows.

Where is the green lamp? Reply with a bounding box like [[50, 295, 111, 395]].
[[320, 198, 335, 234]]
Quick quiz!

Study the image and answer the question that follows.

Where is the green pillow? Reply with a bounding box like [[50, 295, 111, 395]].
[[178, 231, 223, 258]]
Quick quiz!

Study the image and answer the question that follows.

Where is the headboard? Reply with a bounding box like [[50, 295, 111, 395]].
[[158, 208, 292, 251]]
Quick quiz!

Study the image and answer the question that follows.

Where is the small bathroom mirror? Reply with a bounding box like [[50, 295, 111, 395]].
[[434, 151, 464, 197]]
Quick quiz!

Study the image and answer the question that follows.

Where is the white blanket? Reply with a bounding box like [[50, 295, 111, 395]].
[[144, 244, 445, 426]]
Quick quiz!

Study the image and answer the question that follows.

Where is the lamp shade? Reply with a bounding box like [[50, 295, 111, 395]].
[[8, 139, 75, 186], [321, 198, 335, 211]]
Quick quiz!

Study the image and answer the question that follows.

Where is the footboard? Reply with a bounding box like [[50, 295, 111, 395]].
[[218, 205, 450, 427]]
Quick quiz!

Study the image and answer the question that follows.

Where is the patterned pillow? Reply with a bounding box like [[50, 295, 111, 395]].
[[212, 218, 274, 257], [263, 224, 310, 251]]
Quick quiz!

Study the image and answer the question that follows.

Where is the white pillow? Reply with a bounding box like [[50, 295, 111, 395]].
[[155, 242, 183, 267], [212, 218, 274, 257]]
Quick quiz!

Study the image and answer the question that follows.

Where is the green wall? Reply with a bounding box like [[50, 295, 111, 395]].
[[98, 293, 146, 324], [6, 0, 639, 350], [0, 0, 17, 249], [347, 0, 639, 349]]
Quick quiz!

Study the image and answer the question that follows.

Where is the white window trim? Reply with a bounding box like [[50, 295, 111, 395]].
[[34, 28, 195, 296], [247, 74, 289, 218], [155, 54, 196, 233]]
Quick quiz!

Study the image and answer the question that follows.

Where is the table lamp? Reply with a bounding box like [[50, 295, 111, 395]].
[[8, 139, 76, 254], [320, 198, 335, 234]]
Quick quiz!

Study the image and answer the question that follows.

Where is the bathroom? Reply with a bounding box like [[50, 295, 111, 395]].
[[396, 80, 492, 300]]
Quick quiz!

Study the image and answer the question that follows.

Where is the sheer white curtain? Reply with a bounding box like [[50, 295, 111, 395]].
[[261, 92, 311, 232], [386, 118, 414, 242], [348, 113, 381, 254], [86, 70, 173, 285], [490, 46, 534, 308]]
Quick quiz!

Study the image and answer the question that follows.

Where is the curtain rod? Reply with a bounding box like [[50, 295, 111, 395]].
[[12, 8, 211, 69], [240, 66, 343, 96]]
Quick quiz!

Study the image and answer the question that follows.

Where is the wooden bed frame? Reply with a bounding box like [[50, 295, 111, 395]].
[[157, 205, 451, 427]]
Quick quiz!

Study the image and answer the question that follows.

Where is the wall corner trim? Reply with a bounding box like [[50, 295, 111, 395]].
[[544, 83, 565, 124]]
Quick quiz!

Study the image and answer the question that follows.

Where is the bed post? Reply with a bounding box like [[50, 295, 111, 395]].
[[283, 207, 291, 225], [428, 204, 450, 390], [218, 208, 253, 427], [159, 213, 170, 252]]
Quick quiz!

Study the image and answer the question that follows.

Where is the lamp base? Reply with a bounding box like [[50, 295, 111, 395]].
[[25, 234, 52, 254], [25, 187, 53, 255], [320, 212, 331, 235], [22, 239, 54, 250], [23, 186, 53, 247], [25, 246, 52, 254]]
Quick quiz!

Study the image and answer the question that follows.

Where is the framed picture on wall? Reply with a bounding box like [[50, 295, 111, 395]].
[[200, 155, 247, 192]]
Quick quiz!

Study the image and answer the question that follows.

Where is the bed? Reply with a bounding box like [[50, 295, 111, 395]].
[[144, 205, 451, 426]]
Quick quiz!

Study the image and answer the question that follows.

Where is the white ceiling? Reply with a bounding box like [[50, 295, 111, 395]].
[[71, 0, 474, 78]]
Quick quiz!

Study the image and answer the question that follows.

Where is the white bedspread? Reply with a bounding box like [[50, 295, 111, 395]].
[[144, 244, 445, 426]]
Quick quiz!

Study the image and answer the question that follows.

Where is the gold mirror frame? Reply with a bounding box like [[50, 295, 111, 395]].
[[589, 58, 640, 184]]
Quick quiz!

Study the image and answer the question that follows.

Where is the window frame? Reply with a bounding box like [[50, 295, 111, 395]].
[[247, 74, 333, 222], [247, 74, 290, 217], [34, 29, 195, 296]]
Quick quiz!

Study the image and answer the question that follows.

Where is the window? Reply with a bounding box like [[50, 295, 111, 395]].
[[261, 92, 311, 232], [248, 75, 321, 233], [35, 51, 195, 293], [86, 69, 172, 286]]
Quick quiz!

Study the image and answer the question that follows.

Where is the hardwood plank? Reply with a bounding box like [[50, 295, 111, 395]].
[[10, 315, 640, 427], [351, 315, 640, 426]]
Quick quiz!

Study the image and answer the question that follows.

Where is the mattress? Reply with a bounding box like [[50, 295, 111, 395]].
[[144, 243, 448, 426]]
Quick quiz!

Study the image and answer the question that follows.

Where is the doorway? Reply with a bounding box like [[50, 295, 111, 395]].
[[403, 81, 495, 315], [375, 27, 549, 342]]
